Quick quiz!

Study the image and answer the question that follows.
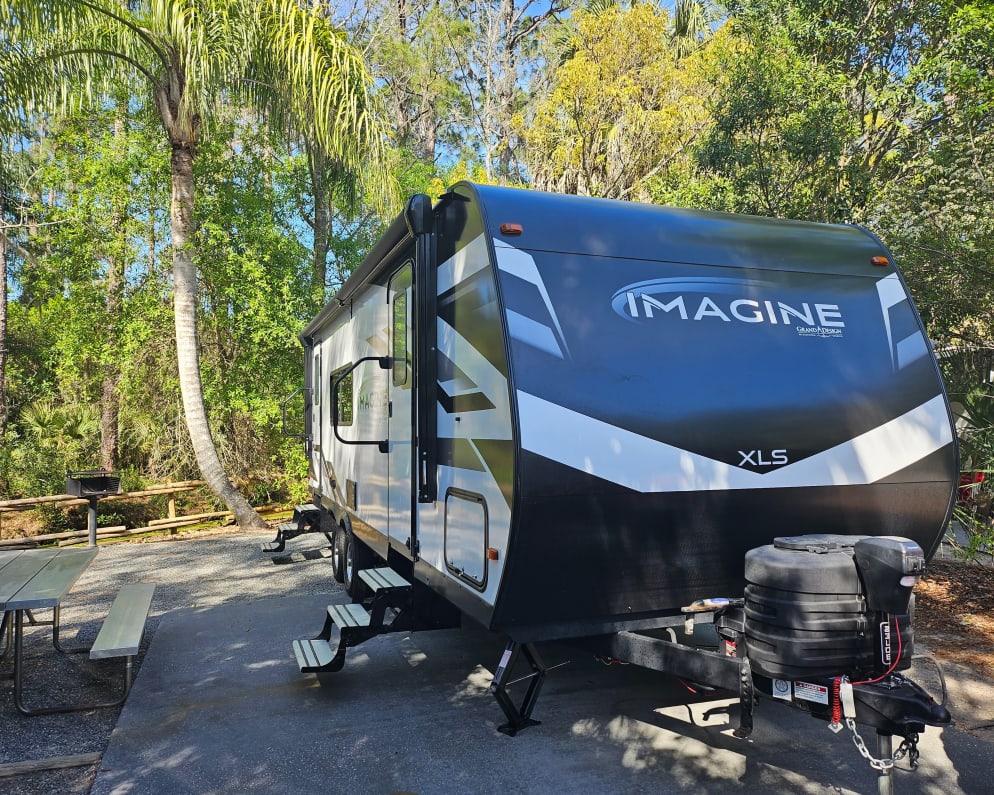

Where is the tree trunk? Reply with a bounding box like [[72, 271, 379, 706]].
[[308, 144, 331, 298], [0, 186, 7, 440], [170, 143, 266, 530], [99, 370, 119, 470], [100, 112, 126, 470]]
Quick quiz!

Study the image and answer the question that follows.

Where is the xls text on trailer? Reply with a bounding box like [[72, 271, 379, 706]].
[[280, 184, 956, 787]]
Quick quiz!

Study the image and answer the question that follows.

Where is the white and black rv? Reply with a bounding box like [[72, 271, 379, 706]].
[[286, 184, 957, 778]]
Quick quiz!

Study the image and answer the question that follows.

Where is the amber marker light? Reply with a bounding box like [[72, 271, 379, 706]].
[[487, 548, 500, 561], [500, 223, 523, 236], [871, 256, 890, 267]]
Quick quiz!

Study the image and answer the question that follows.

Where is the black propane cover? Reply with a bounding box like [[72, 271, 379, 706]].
[[743, 534, 915, 680], [852, 536, 926, 615]]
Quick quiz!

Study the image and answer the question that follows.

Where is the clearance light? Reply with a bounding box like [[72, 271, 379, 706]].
[[900, 575, 919, 587], [487, 548, 500, 561], [871, 256, 890, 267], [500, 223, 523, 236]]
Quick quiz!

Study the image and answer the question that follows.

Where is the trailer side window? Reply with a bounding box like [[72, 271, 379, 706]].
[[330, 366, 353, 427], [314, 351, 321, 406], [391, 264, 413, 387]]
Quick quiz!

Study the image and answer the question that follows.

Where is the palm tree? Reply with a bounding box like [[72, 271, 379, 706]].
[[0, 0, 389, 528], [671, 0, 716, 58]]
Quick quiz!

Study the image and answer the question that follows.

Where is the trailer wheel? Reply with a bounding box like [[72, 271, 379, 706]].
[[330, 525, 346, 584], [343, 532, 369, 601]]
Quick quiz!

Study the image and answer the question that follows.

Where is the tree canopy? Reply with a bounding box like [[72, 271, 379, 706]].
[[1, 0, 992, 532]]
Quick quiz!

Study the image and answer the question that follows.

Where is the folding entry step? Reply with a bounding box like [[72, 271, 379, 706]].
[[292, 604, 372, 673], [292, 638, 337, 672], [292, 568, 413, 674], [359, 567, 409, 594], [261, 504, 321, 553], [261, 523, 294, 553]]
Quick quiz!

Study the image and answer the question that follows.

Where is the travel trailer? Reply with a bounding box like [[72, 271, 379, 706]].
[[284, 184, 957, 784]]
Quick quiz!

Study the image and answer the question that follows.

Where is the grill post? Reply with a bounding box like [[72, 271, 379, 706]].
[[86, 497, 98, 547], [65, 470, 122, 547]]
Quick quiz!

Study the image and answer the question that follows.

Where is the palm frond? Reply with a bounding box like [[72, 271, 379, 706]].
[[251, 0, 395, 209], [0, 0, 160, 122]]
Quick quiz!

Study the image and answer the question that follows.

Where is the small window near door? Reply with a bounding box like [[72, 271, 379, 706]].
[[314, 351, 322, 406], [393, 291, 408, 386], [391, 263, 413, 387], [331, 366, 353, 427]]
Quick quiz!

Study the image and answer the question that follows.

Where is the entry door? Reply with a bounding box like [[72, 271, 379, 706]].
[[388, 263, 415, 554]]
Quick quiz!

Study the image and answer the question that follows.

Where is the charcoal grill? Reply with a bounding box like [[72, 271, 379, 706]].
[[66, 470, 122, 546]]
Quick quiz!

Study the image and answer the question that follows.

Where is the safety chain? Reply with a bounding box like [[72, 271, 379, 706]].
[[844, 718, 920, 771], [829, 675, 922, 772]]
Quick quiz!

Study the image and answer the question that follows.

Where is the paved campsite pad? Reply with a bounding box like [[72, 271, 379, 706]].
[[91, 592, 994, 795]]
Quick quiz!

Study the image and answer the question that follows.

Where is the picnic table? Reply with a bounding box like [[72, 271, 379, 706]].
[[0, 548, 154, 716]]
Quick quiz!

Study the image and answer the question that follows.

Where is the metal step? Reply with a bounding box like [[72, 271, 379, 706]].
[[261, 522, 296, 552], [292, 639, 336, 672], [292, 505, 320, 528], [293, 573, 413, 678], [328, 603, 371, 629], [359, 567, 410, 594]]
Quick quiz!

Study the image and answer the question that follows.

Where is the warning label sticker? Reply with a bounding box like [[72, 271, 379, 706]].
[[794, 681, 829, 705], [771, 679, 792, 701]]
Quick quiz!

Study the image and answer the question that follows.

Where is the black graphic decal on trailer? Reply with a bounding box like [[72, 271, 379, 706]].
[[493, 240, 571, 360], [437, 351, 497, 414]]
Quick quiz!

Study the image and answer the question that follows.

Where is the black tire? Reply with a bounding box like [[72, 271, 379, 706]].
[[343, 531, 369, 602], [331, 525, 346, 584]]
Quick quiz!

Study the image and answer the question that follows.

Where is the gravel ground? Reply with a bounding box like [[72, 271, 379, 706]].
[[0, 526, 340, 794], [4, 529, 992, 793]]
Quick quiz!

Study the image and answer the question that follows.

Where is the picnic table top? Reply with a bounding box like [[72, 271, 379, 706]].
[[0, 547, 98, 611]]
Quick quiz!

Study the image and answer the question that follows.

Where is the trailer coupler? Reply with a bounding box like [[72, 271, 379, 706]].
[[847, 675, 950, 736], [824, 673, 948, 792], [490, 641, 546, 736]]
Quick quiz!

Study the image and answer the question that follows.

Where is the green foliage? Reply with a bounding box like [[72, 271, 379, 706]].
[[364, 0, 472, 164], [275, 440, 311, 507], [0, 100, 320, 497], [871, 2, 994, 345], [521, 3, 713, 200], [1, 0, 993, 544], [694, 25, 860, 220], [942, 351, 994, 559], [945, 3, 994, 118], [6, 398, 100, 495]]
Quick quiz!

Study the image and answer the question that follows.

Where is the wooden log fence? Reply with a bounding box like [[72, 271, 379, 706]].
[[0, 481, 232, 546], [0, 480, 206, 512]]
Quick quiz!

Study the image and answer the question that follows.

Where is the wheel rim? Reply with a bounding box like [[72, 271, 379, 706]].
[[332, 532, 342, 573], [345, 536, 355, 586]]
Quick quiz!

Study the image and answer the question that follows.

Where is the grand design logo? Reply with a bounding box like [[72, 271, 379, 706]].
[[611, 277, 845, 336]]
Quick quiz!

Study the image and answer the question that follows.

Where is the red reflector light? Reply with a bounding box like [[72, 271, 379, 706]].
[[871, 256, 890, 267], [487, 548, 500, 561], [500, 223, 523, 236]]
